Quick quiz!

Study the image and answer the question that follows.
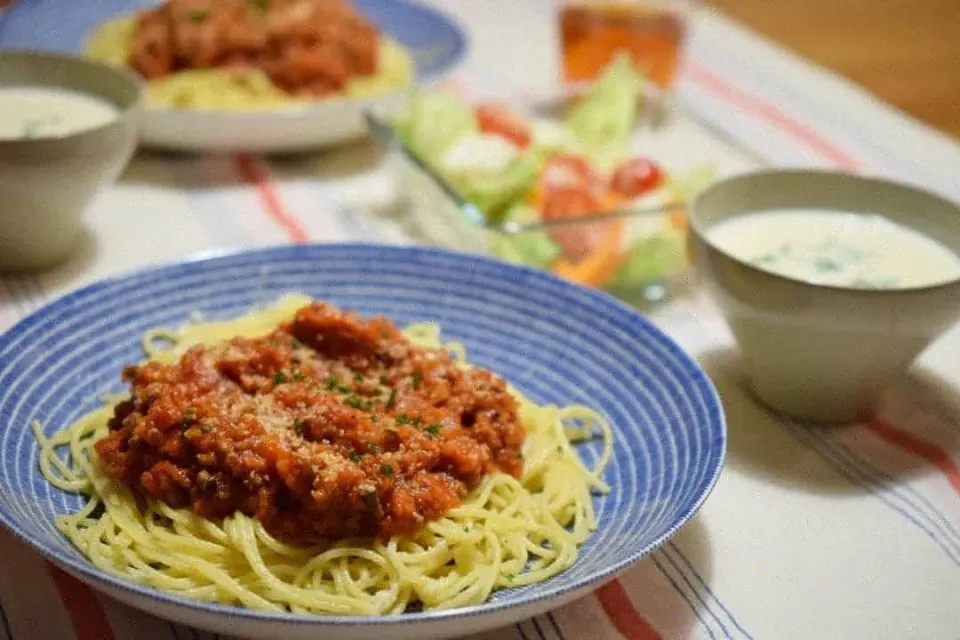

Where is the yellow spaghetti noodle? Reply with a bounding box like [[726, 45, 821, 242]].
[[83, 16, 415, 112], [34, 295, 613, 614]]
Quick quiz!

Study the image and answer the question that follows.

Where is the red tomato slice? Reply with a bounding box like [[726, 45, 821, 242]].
[[541, 187, 610, 261], [475, 103, 531, 149], [536, 155, 616, 260], [610, 157, 665, 198], [540, 154, 605, 196]]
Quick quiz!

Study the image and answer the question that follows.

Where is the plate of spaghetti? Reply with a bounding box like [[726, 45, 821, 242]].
[[0, 245, 725, 640], [0, 0, 465, 152]]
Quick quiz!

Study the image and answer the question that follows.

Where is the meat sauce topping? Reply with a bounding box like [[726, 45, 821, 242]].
[[95, 302, 525, 545], [129, 0, 381, 97]]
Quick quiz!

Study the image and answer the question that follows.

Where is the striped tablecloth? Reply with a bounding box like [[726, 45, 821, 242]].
[[1, 2, 959, 639]]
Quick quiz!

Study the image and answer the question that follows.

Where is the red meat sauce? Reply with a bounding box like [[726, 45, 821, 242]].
[[129, 0, 381, 97], [95, 302, 525, 545]]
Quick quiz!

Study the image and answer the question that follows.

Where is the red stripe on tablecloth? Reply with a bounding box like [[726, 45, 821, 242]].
[[867, 419, 960, 497], [596, 579, 663, 640], [684, 62, 861, 171], [46, 564, 115, 640], [233, 154, 310, 244]]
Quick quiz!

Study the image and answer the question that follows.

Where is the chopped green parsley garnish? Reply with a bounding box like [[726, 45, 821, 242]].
[[349, 451, 363, 463], [188, 9, 209, 22], [290, 338, 302, 349], [380, 463, 394, 477], [180, 407, 196, 431], [423, 424, 442, 438], [385, 389, 397, 409], [345, 396, 373, 410], [354, 373, 364, 383], [506, 573, 516, 582], [411, 373, 422, 389], [292, 370, 306, 381], [368, 443, 381, 454], [325, 376, 351, 393], [293, 418, 304, 435], [814, 257, 841, 272], [19, 119, 43, 138], [370, 415, 379, 423], [379, 375, 389, 384], [396, 414, 412, 425], [273, 371, 288, 385]]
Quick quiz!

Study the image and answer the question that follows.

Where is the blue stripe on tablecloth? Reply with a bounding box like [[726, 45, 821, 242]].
[[517, 620, 533, 640], [532, 616, 550, 640], [0, 598, 13, 640], [547, 612, 565, 640], [830, 438, 960, 543], [651, 552, 720, 640], [784, 421, 960, 567], [665, 542, 754, 640]]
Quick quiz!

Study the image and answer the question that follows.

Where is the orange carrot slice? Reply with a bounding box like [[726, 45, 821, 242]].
[[553, 217, 627, 287], [667, 198, 687, 231], [552, 192, 628, 286]]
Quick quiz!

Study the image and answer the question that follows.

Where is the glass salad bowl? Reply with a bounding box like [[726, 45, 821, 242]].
[[367, 57, 713, 305]]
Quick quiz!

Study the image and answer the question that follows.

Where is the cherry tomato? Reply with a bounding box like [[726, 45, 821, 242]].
[[610, 157, 665, 198], [475, 103, 531, 149]]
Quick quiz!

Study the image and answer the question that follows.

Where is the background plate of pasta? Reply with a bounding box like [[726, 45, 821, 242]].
[[0, 0, 466, 152], [0, 245, 726, 640]]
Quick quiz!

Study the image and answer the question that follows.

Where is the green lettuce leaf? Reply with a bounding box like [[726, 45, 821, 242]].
[[564, 53, 644, 151], [606, 230, 687, 291], [452, 152, 542, 223], [488, 205, 561, 268], [394, 90, 477, 169]]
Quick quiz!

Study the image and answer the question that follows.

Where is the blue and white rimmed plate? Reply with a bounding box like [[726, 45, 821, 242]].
[[0, 0, 466, 152], [0, 245, 725, 640]]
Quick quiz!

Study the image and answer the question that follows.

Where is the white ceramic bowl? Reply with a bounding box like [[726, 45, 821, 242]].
[[140, 91, 408, 153], [0, 50, 141, 271], [688, 170, 960, 423]]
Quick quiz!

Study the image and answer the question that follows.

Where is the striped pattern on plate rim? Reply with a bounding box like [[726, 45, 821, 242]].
[[0, 244, 725, 631]]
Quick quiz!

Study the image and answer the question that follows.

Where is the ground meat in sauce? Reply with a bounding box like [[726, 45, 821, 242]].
[[94, 302, 525, 545], [129, 0, 381, 97]]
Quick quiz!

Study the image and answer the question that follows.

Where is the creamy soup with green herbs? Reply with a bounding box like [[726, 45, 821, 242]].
[[0, 86, 118, 139], [707, 209, 960, 289]]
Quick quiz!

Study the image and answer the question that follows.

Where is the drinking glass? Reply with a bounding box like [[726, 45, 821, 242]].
[[558, 0, 694, 89]]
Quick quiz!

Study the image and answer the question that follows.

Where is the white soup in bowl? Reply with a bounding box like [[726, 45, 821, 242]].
[[707, 209, 960, 289], [0, 86, 119, 140]]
